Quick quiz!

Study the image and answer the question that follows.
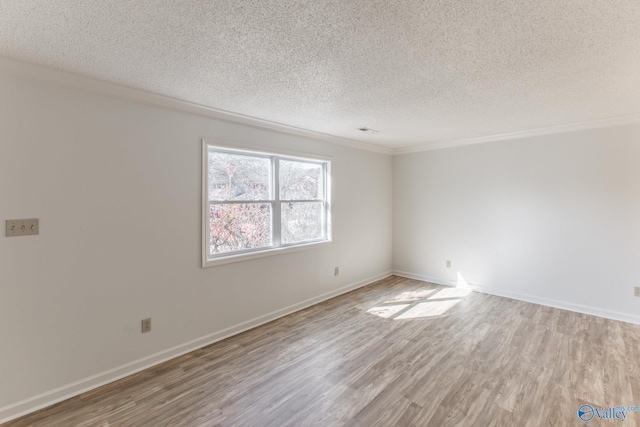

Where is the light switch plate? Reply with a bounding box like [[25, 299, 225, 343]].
[[6, 219, 39, 237]]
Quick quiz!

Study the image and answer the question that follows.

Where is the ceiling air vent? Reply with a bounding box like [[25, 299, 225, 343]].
[[358, 127, 379, 134]]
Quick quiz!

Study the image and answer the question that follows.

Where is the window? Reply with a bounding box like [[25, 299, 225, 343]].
[[203, 142, 331, 266]]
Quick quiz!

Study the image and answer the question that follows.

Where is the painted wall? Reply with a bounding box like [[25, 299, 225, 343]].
[[0, 73, 393, 420], [4, 60, 640, 423], [393, 124, 640, 322]]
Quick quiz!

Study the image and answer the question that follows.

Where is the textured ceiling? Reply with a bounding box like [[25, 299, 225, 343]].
[[1, 1, 640, 150]]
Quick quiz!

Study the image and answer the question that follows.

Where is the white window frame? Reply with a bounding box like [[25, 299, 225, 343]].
[[202, 140, 332, 267]]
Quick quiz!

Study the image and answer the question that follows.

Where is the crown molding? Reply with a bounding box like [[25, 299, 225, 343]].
[[393, 113, 640, 155], [3, 56, 640, 157], [0, 56, 393, 155]]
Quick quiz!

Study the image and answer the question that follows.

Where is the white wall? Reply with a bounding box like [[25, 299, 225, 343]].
[[5, 60, 640, 423], [0, 73, 392, 421], [393, 124, 640, 322]]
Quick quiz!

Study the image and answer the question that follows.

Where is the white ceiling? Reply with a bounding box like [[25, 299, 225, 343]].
[[1, 1, 640, 151]]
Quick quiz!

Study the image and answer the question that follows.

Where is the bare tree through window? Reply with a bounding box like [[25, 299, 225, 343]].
[[280, 160, 324, 244], [205, 146, 329, 260]]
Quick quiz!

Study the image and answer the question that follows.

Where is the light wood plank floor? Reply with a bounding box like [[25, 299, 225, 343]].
[[6, 275, 640, 426]]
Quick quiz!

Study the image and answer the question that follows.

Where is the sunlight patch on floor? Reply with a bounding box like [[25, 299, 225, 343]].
[[395, 299, 460, 319], [367, 272, 473, 320], [428, 286, 472, 300], [384, 289, 436, 303], [367, 304, 410, 318]]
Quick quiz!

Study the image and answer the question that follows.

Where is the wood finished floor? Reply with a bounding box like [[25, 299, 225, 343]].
[[6, 275, 640, 427]]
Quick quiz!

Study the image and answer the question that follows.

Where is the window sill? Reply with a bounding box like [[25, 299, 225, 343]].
[[202, 240, 333, 268]]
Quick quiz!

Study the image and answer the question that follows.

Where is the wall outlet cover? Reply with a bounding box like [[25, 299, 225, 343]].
[[141, 318, 151, 333]]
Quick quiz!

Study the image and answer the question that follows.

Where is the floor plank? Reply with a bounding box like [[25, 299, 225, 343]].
[[5, 276, 640, 426]]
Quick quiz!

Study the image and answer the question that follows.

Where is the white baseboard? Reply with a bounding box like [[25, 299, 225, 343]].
[[0, 270, 392, 424], [392, 270, 457, 287], [392, 270, 640, 325]]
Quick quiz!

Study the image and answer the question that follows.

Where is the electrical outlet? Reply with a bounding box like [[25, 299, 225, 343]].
[[141, 318, 151, 333], [334, 266, 339, 276], [635, 287, 640, 297], [446, 260, 452, 268]]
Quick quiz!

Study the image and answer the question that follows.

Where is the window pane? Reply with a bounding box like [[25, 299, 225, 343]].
[[209, 151, 271, 201], [279, 160, 323, 200], [210, 203, 272, 254], [281, 202, 324, 244]]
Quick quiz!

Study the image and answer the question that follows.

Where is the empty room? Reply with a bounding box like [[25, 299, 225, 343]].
[[1, 1, 640, 426]]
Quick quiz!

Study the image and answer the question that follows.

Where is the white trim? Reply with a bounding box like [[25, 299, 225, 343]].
[[394, 113, 640, 155], [0, 56, 392, 155], [0, 271, 393, 424], [204, 240, 333, 267], [3, 57, 640, 157], [470, 283, 640, 325], [272, 156, 281, 247], [392, 271, 640, 325], [202, 137, 334, 162], [202, 141, 332, 267], [392, 270, 457, 287], [202, 140, 209, 268]]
